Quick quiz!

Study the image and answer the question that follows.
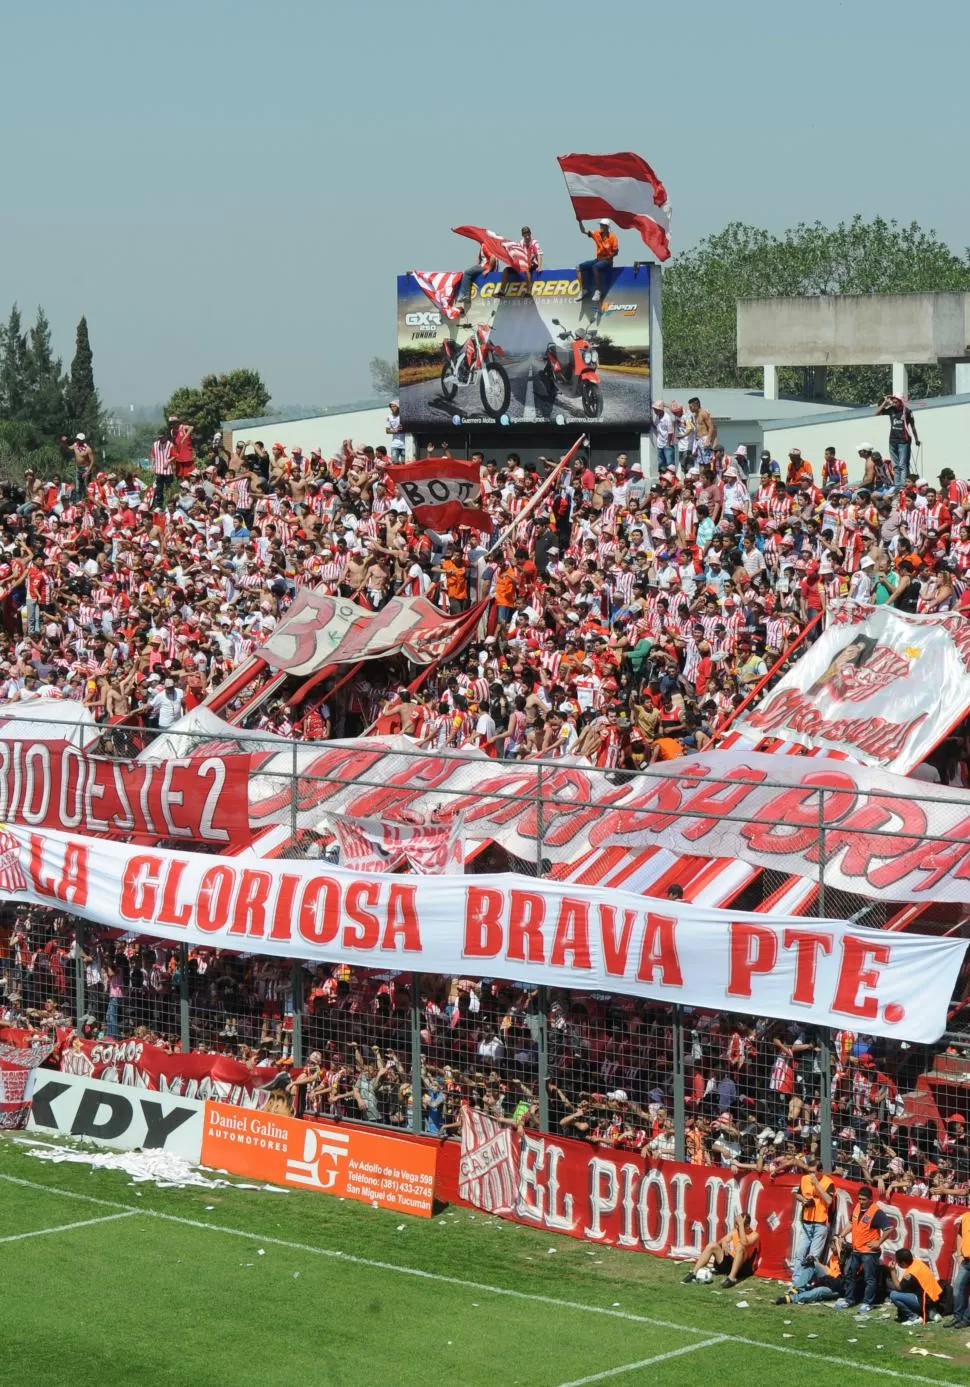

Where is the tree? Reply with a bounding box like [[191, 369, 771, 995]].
[[663, 216, 970, 403], [0, 304, 29, 420], [24, 307, 68, 439], [369, 356, 399, 397], [66, 316, 102, 440], [164, 368, 271, 443]]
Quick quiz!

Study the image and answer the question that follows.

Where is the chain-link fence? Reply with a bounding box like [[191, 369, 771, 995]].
[[2, 719, 970, 1170]]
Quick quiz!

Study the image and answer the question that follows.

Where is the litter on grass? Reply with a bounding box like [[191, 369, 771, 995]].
[[22, 1143, 288, 1192]]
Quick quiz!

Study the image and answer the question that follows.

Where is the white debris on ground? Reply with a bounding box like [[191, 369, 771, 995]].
[[17, 1139, 288, 1192]]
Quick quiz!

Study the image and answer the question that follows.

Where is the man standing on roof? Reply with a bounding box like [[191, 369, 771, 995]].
[[455, 244, 497, 316], [385, 400, 406, 463], [876, 392, 920, 489], [688, 397, 716, 466], [576, 217, 619, 303]]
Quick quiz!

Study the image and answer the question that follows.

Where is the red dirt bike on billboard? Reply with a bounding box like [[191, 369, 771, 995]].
[[538, 318, 603, 418], [440, 314, 511, 419]]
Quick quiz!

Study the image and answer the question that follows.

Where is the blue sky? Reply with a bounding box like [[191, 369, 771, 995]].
[[3, 0, 967, 412]]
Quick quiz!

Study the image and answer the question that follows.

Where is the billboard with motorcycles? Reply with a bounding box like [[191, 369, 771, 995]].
[[396, 265, 653, 429]]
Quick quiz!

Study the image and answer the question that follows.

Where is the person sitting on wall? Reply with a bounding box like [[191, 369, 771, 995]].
[[576, 218, 619, 303], [495, 226, 542, 298]]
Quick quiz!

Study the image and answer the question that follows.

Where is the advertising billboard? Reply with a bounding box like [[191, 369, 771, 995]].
[[397, 265, 652, 429]]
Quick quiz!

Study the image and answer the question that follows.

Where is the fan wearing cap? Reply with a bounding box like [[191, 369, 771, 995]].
[[576, 217, 619, 303], [651, 400, 677, 472], [785, 448, 813, 487]]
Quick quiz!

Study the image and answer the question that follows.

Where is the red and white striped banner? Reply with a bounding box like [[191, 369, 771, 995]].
[[326, 813, 465, 875]]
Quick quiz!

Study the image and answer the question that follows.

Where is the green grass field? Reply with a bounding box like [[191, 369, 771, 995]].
[[1, 1135, 968, 1387]]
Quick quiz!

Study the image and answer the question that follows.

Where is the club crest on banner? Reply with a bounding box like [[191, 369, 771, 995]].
[[0, 824, 28, 894]]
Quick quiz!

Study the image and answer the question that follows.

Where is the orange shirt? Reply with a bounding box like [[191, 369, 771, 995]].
[[442, 559, 468, 601], [653, 737, 683, 762], [495, 567, 517, 606], [591, 229, 619, 261]]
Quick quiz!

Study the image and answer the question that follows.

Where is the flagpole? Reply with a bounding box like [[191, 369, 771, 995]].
[[484, 433, 587, 558]]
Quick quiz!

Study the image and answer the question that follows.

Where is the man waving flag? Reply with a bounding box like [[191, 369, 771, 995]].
[[452, 226, 531, 273], [557, 152, 671, 262]]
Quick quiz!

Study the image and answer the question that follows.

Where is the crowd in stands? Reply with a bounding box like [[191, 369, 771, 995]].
[[1, 398, 969, 1192]]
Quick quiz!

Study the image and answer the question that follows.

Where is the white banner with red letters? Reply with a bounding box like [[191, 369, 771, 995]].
[[601, 747, 970, 905], [736, 601, 970, 772], [0, 822, 965, 1042], [459, 1116, 970, 1283]]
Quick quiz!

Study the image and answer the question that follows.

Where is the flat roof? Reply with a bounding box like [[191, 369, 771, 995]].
[[223, 396, 387, 430]]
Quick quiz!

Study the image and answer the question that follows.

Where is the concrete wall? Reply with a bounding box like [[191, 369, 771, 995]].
[[225, 407, 390, 459], [762, 395, 970, 485], [737, 292, 970, 367]]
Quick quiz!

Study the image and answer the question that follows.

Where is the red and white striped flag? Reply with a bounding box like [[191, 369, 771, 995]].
[[326, 813, 465, 875], [452, 226, 530, 273], [557, 151, 671, 262], [459, 1107, 520, 1215], [411, 270, 462, 322]]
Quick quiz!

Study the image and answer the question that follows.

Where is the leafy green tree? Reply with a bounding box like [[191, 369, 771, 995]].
[[66, 316, 102, 439], [24, 307, 68, 439], [369, 356, 399, 396], [663, 216, 970, 403], [164, 368, 271, 442], [0, 304, 29, 420]]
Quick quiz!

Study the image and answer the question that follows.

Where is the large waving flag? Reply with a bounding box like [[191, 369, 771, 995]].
[[411, 270, 463, 321], [557, 152, 671, 262], [452, 225, 530, 273], [383, 457, 492, 533]]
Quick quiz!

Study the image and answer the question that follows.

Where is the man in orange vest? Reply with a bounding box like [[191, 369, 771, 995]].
[[888, 1247, 945, 1324], [790, 1158, 835, 1291], [833, 1185, 892, 1313], [953, 1208, 970, 1327]]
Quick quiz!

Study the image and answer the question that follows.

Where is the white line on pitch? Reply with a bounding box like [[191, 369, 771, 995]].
[[0, 1210, 137, 1245], [0, 1173, 964, 1387], [556, 1337, 727, 1387]]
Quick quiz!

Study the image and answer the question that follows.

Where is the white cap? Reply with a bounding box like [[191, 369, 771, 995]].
[[860, 556, 876, 568], [857, 442, 872, 452], [606, 1089, 628, 1101], [75, 432, 86, 442], [599, 218, 610, 226], [735, 445, 747, 457]]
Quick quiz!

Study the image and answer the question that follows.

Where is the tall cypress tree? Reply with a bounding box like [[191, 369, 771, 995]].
[[67, 316, 101, 438], [25, 307, 68, 439], [0, 304, 29, 420]]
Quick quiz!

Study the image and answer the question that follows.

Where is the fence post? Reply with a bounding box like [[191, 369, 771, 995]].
[[816, 791, 833, 1167], [672, 1005, 686, 1161], [816, 790, 826, 918], [819, 1033, 833, 1169], [179, 943, 190, 1052], [73, 921, 85, 1030], [291, 961, 303, 1068], [290, 740, 298, 849], [536, 765, 550, 1132], [410, 972, 423, 1135]]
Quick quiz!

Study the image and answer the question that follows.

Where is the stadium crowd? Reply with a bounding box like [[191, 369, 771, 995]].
[[0, 401, 966, 780], [1, 400, 969, 1229]]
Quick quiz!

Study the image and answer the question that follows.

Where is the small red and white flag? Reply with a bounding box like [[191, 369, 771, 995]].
[[326, 812, 465, 875], [452, 226, 530, 273], [382, 458, 491, 534], [410, 270, 462, 322], [459, 1107, 520, 1215], [557, 151, 671, 262]]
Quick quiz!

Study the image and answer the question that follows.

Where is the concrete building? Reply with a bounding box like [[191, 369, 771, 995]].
[[738, 291, 970, 401], [224, 398, 390, 459]]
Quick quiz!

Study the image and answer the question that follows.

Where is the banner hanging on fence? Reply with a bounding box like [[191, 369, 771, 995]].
[[736, 602, 970, 772], [60, 1037, 280, 1107], [600, 747, 970, 905], [2, 823, 965, 1041], [0, 1039, 53, 1129], [459, 1115, 970, 1282], [0, 733, 250, 846]]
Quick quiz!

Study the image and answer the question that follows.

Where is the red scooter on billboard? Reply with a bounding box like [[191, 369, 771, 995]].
[[539, 318, 603, 418], [440, 312, 511, 419]]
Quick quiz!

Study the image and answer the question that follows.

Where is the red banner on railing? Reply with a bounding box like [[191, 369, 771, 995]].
[[60, 1038, 280, 1107], [460, 1114, 970, 1281]]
